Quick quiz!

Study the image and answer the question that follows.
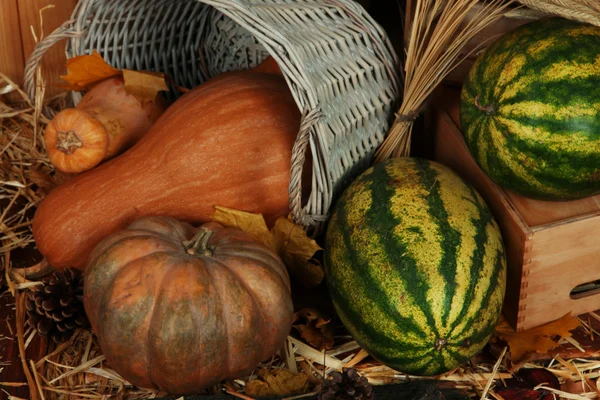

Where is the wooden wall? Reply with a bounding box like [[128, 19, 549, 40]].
[[0, 0, 77, 100]]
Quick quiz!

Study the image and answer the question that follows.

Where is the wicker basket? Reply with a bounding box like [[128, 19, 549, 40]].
[[23, 0, 401, 233]]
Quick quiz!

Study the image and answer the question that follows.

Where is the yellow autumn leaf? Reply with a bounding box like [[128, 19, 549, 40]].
[[60, 50, 121, 91], [495, 313, 581, 365], [210, 208, 324, 287], [211, 206, 274, 250], [272, 217, 324, 288], [122, 69, 169, 104], [245, 369, 310, 398]]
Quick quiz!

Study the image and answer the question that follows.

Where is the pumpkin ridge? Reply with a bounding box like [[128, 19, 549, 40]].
[[214, 245, 290, 289], [145, 256, 197, 389], [88, 234, 182, 283], [209, 252, 291, 364], [95, 251, 179, 389], [200, 256, 235, 376], [143, 258, 171, 389]]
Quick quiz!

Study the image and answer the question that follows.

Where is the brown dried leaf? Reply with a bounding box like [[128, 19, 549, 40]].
[[211, 206, 274, 250], [29, 167, 72, 195], [245, 369, 310, 398], [272, 217, 323, 288], [495, 314, 581, 365], [292, 308, 335, 350], [59, 50, 121, 91], [210, 208, 324, 287], [122, 69, 168, 104]]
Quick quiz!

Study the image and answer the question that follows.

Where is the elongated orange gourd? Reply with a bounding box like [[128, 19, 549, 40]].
[[33, 70, 302, 270]]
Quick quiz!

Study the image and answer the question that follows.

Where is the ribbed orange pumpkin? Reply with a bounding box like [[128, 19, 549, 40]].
[[32, 69, 302, 270], [83, 216, 294, 394]]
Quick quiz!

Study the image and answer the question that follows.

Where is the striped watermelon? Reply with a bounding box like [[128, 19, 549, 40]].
[[460, 17, 600, 201], [324, 157, 506, 376]]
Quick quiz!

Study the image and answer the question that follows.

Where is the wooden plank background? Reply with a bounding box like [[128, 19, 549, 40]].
[[0, 0, 78, 101]]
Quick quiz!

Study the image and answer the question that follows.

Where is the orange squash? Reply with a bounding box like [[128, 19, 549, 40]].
[[44, 77, 166, 173], [83, 216, 294, 394], [32, 70, 302, 270]]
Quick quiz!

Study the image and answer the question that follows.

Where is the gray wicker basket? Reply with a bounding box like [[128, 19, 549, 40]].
[[24, 0, 401, 233]]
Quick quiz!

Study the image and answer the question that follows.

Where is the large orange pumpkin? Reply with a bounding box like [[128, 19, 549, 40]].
[[83, 216, 294, 394], [32, 69, 302, 270]]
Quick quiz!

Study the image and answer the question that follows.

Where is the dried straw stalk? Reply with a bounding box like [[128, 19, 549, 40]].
[[517, 0, 600, 26], [374, 0, 516, 162]]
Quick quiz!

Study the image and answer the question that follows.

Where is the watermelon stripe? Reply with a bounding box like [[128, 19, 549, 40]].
[[445, 347, 470, 369], [333, 195, 430, 341], [497, 120, 600, 172], [451, 247, 505, 341], [415, 161, 461, 327], [367, 161, 440, 338], [446, 189, 493, 337], [484, 118, 599, 197], [331, 292, 432, 355], [499, 103, 600, 133], [505, 77, 600, 111]]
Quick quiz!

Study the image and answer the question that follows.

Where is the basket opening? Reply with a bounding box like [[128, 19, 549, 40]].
[[77, 1, 273, 98]]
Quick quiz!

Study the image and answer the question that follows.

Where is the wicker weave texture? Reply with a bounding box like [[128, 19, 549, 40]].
[[24, 0, 401, 232]]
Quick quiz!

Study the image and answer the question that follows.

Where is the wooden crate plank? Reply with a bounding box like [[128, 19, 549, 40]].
[[18, 0, 78, 100], [0, 0, 25, 100], [522, 216, 600, 330]]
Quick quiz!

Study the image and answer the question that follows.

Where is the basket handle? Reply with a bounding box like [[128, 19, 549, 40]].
[[289, 108, 326, 228], [23, 19, 84, 113]]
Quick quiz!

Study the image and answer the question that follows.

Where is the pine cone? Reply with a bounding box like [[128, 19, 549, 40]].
[[26, 268, 89, 343], [318, 368, 374, 400]]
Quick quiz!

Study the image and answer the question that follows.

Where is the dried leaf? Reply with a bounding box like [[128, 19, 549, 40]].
[[516, 368, 561, 390], [292, 308, 335, 350], [59, 50, 121, 91], [272, 217, 323, 288], [122, 69, 168, 104], [245, 369, 310, 397], [211, 208, 324, 287], [211, 206, 274, 250], [495, 314, 581, 365], [494, 388, 553, 400], [29, 167, 72, 195], [29, 167, 55, 190]]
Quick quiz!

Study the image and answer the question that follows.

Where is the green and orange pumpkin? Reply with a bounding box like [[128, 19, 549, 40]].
[[83, 216, 294, 394]]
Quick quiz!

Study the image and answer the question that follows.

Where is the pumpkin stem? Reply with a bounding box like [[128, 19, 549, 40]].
[[55, 130, 84, 155], [474, 95, 496, 116], [184, 227, 214, 256]]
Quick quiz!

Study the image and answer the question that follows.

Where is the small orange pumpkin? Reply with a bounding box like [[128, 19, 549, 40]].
[[83, 216, 294, 394], [44, 77, 166, 173]]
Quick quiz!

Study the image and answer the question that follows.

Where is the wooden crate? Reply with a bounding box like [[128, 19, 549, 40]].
[[429, 86, 600, 332], [0, 0, 77, 101]]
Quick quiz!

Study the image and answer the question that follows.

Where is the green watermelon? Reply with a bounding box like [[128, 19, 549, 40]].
[[460, 17, 600, 200], [324, 157, 506, 376]]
